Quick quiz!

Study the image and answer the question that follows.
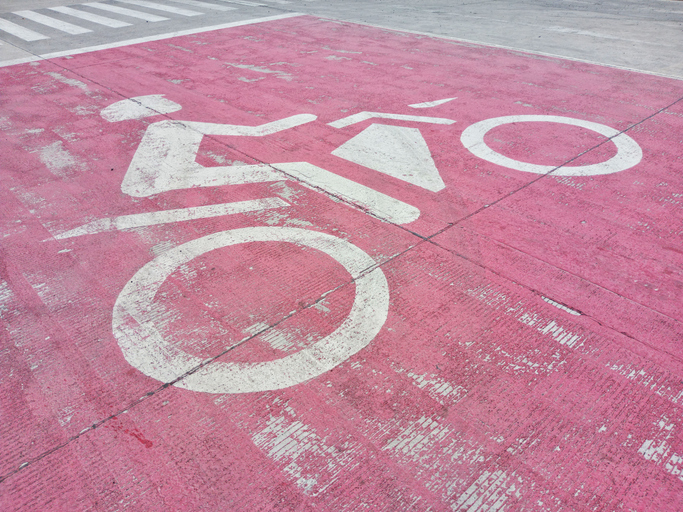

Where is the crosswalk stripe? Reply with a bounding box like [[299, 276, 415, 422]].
[[215, 0, 266, 6], [166, 0, 237, 11], [48, 6, 132, 28], [0, 18, 49, 41], [13, 10, 92, 35], [115, 0, 203, 16], [84, 3, 169, 22]]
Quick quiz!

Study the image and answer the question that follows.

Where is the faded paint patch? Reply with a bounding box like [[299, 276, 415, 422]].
[[36, 141, 85, 178], [452, 469, 523, 512], [46, 72, 90, 93], [226, 63, 293, 81], [638, 416, 683, 483], [251, 402, 360, 495]]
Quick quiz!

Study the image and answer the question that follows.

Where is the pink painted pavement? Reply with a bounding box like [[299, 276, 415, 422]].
[[1, 15, 683, 511]]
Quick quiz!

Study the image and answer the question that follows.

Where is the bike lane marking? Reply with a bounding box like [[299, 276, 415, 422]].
[[1, 14, 683, 511]]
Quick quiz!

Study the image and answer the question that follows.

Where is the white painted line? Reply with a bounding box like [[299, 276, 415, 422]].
[[262, 0, 291, 4], [541, 296, 581, 316], [84, 3, 169, 22], [166, 0, 237, 11], [216, 0, 266, 6], [408, 98, 457, 109], [0, 13, 304, 68], [329, 112, 456, 129], [48, 6, 132, 28], [53, 197, 289, 239], [13, 10, 92, 35], [115, 0, 203, 16], [0, 18, 49, 41]]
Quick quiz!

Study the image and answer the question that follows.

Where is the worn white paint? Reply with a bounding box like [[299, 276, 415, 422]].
[[54, 197, 288, 239], [275, 162, 421, 224], [384, 416, 452, 458], [101, 94, 182, 122], [409, 98, 457, 108], [541, 296, 581, 315], [472, 285, 583, 349], [332, 123, 446, 192], [328, 112, 456, 129], [638, 416, 683, 482], [400, 368, 468, 404], [453, 470, 523, 512], [38, 140, 85, 178], [116, 0, 202, 16], [113, 227, 389, 393], [84, 3, 169, 22], [48, 6, 132, 28], [47, 72, 90, 92], [250, 403, 359, 495], [461, 115, 643, 176], [13, 11, 91, 35]]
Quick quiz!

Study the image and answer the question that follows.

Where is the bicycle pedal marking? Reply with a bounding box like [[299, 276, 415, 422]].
[[112, 226, 389, 394]]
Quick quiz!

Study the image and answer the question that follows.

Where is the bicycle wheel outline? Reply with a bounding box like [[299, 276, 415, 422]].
[[461, 115, 643, 176], [112, 226, 390, 394]]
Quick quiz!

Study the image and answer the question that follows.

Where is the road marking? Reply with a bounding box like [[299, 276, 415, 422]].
[[112, 227, 390, 394], [84, 3, 169, 22], [460, 115, 643, 176], [115, 0, 203, 17], [409, 98, 457, 108], [116, 110, 419, 223], [332, 124, 446, 192], [53, 198, 289, 239], [216, 0, 266, 6], [329, 112, 456, 129], [0, 18, 49, 41], [275, 162, 421, 224], [166, 0, 237, 11], [541, 296, 581, 316], [13, 10, 92, 35], [47, 6, 132, 28], [120, 114, 317, 196], [0, 13, 304, 67], [101, 94, 182, 122]]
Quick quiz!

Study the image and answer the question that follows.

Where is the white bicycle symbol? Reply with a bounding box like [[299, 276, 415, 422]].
[[62, 94, 643, 394]]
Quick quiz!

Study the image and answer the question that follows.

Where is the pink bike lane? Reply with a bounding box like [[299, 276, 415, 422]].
[[1, 14, 683, 511]]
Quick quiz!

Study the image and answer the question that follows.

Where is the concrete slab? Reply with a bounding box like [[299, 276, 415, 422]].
[[1, 14, 683, 511]]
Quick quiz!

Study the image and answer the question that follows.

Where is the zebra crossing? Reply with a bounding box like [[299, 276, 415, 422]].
[[0, 0, 291, 43]]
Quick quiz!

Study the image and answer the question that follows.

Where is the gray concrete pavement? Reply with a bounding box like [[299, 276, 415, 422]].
[[1, 0, 682, 78]]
